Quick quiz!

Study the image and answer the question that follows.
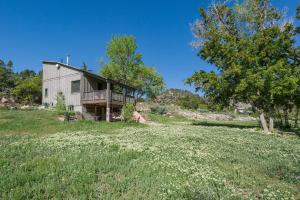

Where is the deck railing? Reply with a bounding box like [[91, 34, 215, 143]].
[[82, 90, 135, 104], [111, 92, 123, 102], [82, 90, 106, 102]]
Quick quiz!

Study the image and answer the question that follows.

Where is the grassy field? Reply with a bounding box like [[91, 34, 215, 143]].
[[0, 109, 299, 199]]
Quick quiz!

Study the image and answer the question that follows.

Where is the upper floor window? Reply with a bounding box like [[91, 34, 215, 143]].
[[45, 88, 48, 97], [71, 80, 80, 93]]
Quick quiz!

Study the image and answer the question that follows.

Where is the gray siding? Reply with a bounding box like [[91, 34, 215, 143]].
[[42, 63, 83, 112], [83, 75, 106, 92]]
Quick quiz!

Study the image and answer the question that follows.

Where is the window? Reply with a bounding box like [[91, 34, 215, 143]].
[[68, 105, 74, 111], [71, 80, 80, 93], [45, 88, 48, 97]]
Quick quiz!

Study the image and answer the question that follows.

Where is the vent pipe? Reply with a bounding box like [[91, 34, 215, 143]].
[[66, 55, 70, 65]]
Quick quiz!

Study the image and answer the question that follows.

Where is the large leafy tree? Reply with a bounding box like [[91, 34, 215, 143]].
[[292, 6, 300, 128], [0, 59, 42, 104], [101, 35, 143, 86], [101, 35, 165, 99], [12, 70, 42, 104], [187, 0, 299, 132], [134, 67, 165, 99]]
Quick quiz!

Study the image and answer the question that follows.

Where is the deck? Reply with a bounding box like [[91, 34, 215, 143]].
[[82, 90, 135, 105]]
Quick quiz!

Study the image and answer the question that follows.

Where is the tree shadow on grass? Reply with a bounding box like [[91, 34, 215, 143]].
[[191, 120, 259, 129], [192, 121, 300, 136], [277, 127, 300, 137]]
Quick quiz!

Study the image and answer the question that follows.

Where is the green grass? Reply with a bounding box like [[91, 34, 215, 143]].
[[0, 109, 144, 135], [0, 109, 299, 199], [147, 112, 192, 124]]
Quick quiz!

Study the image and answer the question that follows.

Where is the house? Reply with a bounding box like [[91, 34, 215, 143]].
[[42, 61, 136, 121]]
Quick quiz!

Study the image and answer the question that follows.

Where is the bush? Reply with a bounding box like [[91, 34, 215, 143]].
[[55, 93, 66, 114], [150, 105, 167, 115], [121, 103, 135, 122]]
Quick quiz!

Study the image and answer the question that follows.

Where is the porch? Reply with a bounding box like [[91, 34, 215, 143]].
[[81, 74, 136, 121], [82, 90, 135, 105]]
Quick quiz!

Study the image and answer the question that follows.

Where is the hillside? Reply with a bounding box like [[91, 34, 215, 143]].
[[155, 88, 205, 105]]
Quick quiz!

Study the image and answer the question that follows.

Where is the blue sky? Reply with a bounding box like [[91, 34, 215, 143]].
[[0, 0, 299, 91]]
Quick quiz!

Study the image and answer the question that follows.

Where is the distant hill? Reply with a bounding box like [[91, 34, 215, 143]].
[[155, 88, 205, 105]]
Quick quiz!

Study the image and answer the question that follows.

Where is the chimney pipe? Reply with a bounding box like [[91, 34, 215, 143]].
[[66, 55, 70, 65]]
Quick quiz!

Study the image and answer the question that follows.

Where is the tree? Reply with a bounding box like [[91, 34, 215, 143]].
[[100, 35, 165, 99], [292, 6, 300, 128], [18, 69, 36, 80], [0, 60, 16, 97], [296, 6, 300, 34], [12, 71, 42, 104], [187, 0, 299, 133], [101, 35, 143, 86], [81, 62, 88, 71], [121, 103, 135, 122], [135, 67, 165, 99]]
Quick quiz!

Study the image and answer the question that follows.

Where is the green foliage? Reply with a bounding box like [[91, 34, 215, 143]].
[[55, 93, 66, 114], [188, 0, 300, 130], [0, 61, 42, 104], [18, 69, 36, 80], [177, 93, 207, 110], [100, 35, 165, 99], [121, 103, 135, 122], [135, 67, 165, 99], [0, 59, 15, 97], [101, 35, 142, 85], [150, 105, 167, 115], [296, 6, 300, 34], [12, 72, 42, 104]]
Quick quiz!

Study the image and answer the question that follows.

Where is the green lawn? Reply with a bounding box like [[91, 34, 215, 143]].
[[0, 109, 299, 199]]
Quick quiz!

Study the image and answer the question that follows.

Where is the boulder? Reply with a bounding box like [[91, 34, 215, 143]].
[[20, 105, 30, 110], [1, 97, 8, 103], [133, 111, 147, 124]]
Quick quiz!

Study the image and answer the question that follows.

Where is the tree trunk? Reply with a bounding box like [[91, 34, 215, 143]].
[[295, 107, 299, 128], [260, 113, 269, 133], [284, 109, 289, 128], [269, 117, 274, 132]]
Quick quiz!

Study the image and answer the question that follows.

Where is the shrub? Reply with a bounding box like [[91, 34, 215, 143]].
[[55, 93, 66, 114], [121, 103, 135, 122], [150, 105, 167, 115]]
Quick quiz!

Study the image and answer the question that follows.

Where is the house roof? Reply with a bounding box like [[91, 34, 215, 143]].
[[42, 61, 136, 90]]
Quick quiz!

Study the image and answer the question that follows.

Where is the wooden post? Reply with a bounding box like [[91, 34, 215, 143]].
[[80, 74, 84, 105], [106, 81, 111, 122]]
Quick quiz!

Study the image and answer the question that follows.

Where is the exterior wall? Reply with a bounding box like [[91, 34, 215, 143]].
[[42, 63, 83, 112], [83, 75, 106, 92]]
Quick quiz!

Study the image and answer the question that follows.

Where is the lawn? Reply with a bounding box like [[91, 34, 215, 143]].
[[0, 109, 299, 199]]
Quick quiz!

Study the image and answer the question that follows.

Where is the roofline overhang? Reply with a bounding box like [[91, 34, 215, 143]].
[[42, 61, 136, 90]]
